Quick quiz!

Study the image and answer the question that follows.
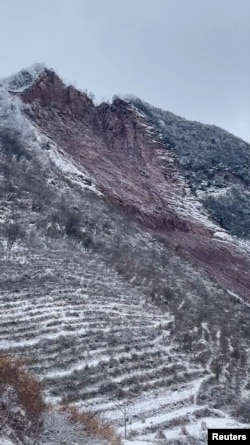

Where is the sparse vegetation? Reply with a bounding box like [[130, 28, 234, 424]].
[[203, 186, 250, 238], [4, 217, 25, 250], [64, 406, 122, 445], [0, 354, 45, 440], [0, 354, 122, 445], [0, 128, 30, 162], [130, 96, 250, 238]]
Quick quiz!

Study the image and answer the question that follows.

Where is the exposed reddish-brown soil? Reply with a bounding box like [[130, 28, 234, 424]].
[[19, 69, 250, 300], [21, 70, 191, 230]]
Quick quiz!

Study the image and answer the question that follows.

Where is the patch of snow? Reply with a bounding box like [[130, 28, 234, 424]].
[[208, 186, 232, 198], [0, 439, 16, 445], [0, 63, 47, 92], [125, 404, 206, 432], [226, 290, 250, 309], [212, 231, 233, 242], [0, 85, 101, 197], [47, 143, 102, 196], [178, 416, 250, 440], [237, 238, 250, 256]]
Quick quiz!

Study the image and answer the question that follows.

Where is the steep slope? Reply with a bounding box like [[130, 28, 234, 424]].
[[17, 67, 250, 301], [0, 65, 250, 444], [129, 97, 250, 239]]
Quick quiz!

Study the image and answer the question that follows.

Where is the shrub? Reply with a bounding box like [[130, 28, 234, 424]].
[[64, 406, 121, 445], [0, 128, 30, 161], [99, 381, 119, 395], [0, 354, 45, 438], [204, 187, 250, 239], [4, 219, 25, 250], [148, 282, 174, 307], [65, 211, 81, 238], [235, 397, 250, 422]]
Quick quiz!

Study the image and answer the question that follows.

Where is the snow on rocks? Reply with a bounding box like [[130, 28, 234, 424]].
[[0, 78, 101, 197], [0, 63, 46, 92]]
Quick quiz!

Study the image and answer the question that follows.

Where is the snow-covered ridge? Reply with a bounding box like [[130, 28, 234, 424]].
[[0, 63, 48, 92], [0, 80, 100, 196]]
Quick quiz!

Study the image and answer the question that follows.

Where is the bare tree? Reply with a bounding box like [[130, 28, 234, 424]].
[[5, 217, 24, 250], [119, 402, 131, 439]]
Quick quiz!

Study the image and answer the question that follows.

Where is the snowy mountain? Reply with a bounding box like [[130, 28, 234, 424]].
[[0, 63, 46, 92], [0, 65, 249, 445], [129, 97, 250, 239]]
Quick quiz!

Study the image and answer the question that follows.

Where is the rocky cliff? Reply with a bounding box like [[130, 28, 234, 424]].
[[18, 68, 250, 300]]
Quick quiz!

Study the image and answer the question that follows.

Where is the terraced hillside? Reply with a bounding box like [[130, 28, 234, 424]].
[[0, 192, 249, 444], [0, 236, 231, 443]]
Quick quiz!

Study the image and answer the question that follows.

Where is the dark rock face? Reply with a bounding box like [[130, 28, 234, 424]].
[[20, 69, 250, 300]]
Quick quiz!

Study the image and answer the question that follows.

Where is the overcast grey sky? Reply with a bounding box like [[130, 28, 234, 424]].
[[0, 0, 249, 141]]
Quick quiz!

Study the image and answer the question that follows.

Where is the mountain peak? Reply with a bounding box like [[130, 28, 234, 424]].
[[0, 63, 49, 92]]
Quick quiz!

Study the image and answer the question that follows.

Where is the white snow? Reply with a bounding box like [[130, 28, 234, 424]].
[[226, 290, 250, 309], [0, 439, 16, 445], [47, 143, 102, 196], [0, 80, 101, 198], [212, 231, 233, 242], [0, 63, 46, 92]]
